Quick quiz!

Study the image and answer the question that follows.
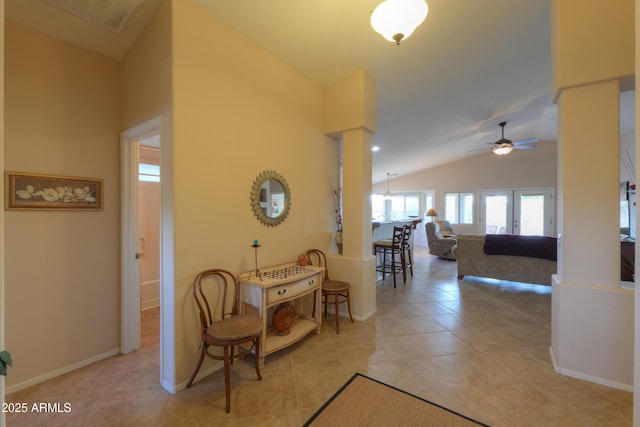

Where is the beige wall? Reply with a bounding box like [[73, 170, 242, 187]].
[[373, 141, 558, 235], [4, 0, 340, 392], [4, 21, 122, 386], [170, 0, 339, 384]]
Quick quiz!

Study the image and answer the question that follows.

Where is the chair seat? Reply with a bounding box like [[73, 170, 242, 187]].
[[207, 316, 262, 341], [323, 279, 350, 293], [374, 239, 399, 247]]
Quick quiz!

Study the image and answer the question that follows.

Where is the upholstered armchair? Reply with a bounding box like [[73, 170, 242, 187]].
[[425, 220, 457, 260]]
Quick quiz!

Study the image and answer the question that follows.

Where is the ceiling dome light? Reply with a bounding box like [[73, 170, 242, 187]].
[[371, 0, 428, 45]]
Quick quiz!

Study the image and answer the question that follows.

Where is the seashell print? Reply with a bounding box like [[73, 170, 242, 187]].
[[85, 196, 96, 203], [42, 188, 60, 202], [73, 187, 87, 199], [16, 190, 32, 199], [25, 185, 35, 194]]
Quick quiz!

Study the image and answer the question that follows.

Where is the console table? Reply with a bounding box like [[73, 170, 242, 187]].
[[238, 263, 323, 367]]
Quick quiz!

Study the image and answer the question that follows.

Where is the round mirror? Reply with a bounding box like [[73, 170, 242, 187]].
[[250, 170, 292, 227]]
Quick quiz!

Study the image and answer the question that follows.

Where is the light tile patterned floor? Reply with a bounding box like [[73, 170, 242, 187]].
[[6, 247, 633, 426]]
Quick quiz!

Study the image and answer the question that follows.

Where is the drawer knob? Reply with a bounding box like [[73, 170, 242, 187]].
[[277, 289, 287, 296]]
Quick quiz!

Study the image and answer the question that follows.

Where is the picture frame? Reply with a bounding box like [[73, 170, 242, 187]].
[[5, 171, 103, 211]]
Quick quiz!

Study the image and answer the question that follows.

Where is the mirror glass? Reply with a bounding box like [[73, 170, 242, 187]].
[[250, 170, 291, 227]]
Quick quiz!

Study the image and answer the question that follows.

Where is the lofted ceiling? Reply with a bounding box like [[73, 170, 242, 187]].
[[5, 0, 635, 183]]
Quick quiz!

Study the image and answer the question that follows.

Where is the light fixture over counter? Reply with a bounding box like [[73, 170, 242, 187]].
[[384, 172, 395, 200], [371, 0, 429, 45]]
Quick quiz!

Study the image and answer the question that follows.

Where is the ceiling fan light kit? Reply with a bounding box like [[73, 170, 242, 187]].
[[370, 0, 428, 45], [492, 144, 514, 156], [490, 121, 538, 156]]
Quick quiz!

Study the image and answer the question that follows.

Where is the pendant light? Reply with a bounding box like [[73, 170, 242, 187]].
[[371, 0, 429, 45], [384, 172, 394, 200]]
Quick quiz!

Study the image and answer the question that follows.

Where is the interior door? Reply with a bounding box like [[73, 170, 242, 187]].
[[480, 189, 553, 236]]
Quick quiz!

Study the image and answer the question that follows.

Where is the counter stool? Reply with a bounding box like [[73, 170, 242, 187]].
[[374, 225, 406, 288], [401, 225, 413, 279]]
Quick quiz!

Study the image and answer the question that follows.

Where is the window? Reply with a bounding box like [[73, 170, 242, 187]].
[[371, 192, 420, 221], [445, 192, 473, 224], [371, 194, 385, 221], [139, 163, 160, 183]]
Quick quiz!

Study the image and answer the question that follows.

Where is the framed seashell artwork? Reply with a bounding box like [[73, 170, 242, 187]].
[[5, 171, 103, 211]]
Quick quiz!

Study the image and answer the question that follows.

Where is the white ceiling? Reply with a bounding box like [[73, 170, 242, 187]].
[[5, 0, 635, 183]]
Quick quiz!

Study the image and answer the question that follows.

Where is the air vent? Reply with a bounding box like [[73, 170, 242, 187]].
[[42, 0, 142, 33]]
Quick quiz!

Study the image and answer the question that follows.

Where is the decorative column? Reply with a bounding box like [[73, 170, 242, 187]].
[[550, 0, 634, 391], [324, 69, 377, 320]]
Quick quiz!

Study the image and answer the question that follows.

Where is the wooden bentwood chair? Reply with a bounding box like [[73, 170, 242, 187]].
[[186, 269, 262, 413], [305, 249, 354, 334]]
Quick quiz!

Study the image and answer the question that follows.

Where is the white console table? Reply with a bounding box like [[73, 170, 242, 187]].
[[238, 263, 323, 367]]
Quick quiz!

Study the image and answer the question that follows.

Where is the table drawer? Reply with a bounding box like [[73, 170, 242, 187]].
[[267, 274, 319, 305]]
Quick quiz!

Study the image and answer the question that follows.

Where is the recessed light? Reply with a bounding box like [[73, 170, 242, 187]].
[[372, 146, 381, 152]]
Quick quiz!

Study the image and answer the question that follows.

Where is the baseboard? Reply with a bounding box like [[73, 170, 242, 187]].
[[172, 364, 222, 393], [548, 346, 633, 392], [5, 348, 120, 394]]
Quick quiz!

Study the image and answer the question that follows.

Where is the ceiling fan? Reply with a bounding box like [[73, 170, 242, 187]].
[[471, 121, 539, 156]]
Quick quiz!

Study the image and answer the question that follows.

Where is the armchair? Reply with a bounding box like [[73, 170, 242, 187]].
[[425, 220, 457, 260]]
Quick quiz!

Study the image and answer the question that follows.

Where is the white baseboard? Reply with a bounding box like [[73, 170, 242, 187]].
[[5, 348, 120, 395], [548, 346, 633, 392]]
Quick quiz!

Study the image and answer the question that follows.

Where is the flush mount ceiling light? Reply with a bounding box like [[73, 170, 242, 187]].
[[370, 0, 429, 45]]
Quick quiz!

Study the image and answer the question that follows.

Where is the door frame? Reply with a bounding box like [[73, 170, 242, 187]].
[[121, 116, 176, 393]]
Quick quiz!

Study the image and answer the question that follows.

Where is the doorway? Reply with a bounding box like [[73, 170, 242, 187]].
[[121, 116, 175, 393], [479, 189, 554, 236]]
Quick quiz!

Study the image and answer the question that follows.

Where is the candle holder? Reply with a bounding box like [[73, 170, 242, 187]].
[[250, 243, 262, 281]]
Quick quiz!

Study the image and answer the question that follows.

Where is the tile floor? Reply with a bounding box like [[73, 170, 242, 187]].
[[6, 246, 633, 426]]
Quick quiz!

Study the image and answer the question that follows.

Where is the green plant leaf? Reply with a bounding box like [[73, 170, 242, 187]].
[[0, 351, 12, 376]]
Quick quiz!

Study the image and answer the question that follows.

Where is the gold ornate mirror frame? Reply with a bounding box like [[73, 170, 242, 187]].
[[250, 170, 292, 227]]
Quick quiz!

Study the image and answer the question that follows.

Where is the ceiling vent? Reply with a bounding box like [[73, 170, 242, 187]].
[[42, 0, 142, 33]]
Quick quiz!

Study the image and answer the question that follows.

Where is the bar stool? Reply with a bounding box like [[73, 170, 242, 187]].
[[401, 225, 413, 280], [374, 226, 406, 288]]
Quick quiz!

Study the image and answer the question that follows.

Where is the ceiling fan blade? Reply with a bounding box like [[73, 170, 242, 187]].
[[467, 147, 491, 152], [513, 138, 539, 146], [514, 145, 536, 150]]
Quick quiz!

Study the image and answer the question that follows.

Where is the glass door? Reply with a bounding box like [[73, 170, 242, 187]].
[[480, 189, 553, 236], [480, 191, 513, 234], [514, 189, 553, 236]]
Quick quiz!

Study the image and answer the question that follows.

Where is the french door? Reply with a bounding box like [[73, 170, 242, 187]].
[[479, 189, 554, 236]]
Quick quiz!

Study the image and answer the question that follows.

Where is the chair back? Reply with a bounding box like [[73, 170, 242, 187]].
[[305, 249, 331, 281], [192, 269, 240, 331], [401, 224, 412, 247], [391, 226, 404, 246]]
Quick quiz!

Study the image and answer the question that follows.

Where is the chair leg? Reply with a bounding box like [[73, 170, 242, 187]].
[[223, 346, 231, 413], [335, 293, 340, 334], [254, 335, 262, 381], [391, 250, 397, 288], [346, 290, 354, 323], [186, 342, 206, 388]]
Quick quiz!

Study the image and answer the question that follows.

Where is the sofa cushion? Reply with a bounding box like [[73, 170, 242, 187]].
[[483, 234, 557, 261]]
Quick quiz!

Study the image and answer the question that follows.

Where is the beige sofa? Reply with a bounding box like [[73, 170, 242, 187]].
[[453, 234, 557, 286]]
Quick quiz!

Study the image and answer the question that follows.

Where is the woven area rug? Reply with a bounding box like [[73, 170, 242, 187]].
[[304, 373, 489, 426]]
